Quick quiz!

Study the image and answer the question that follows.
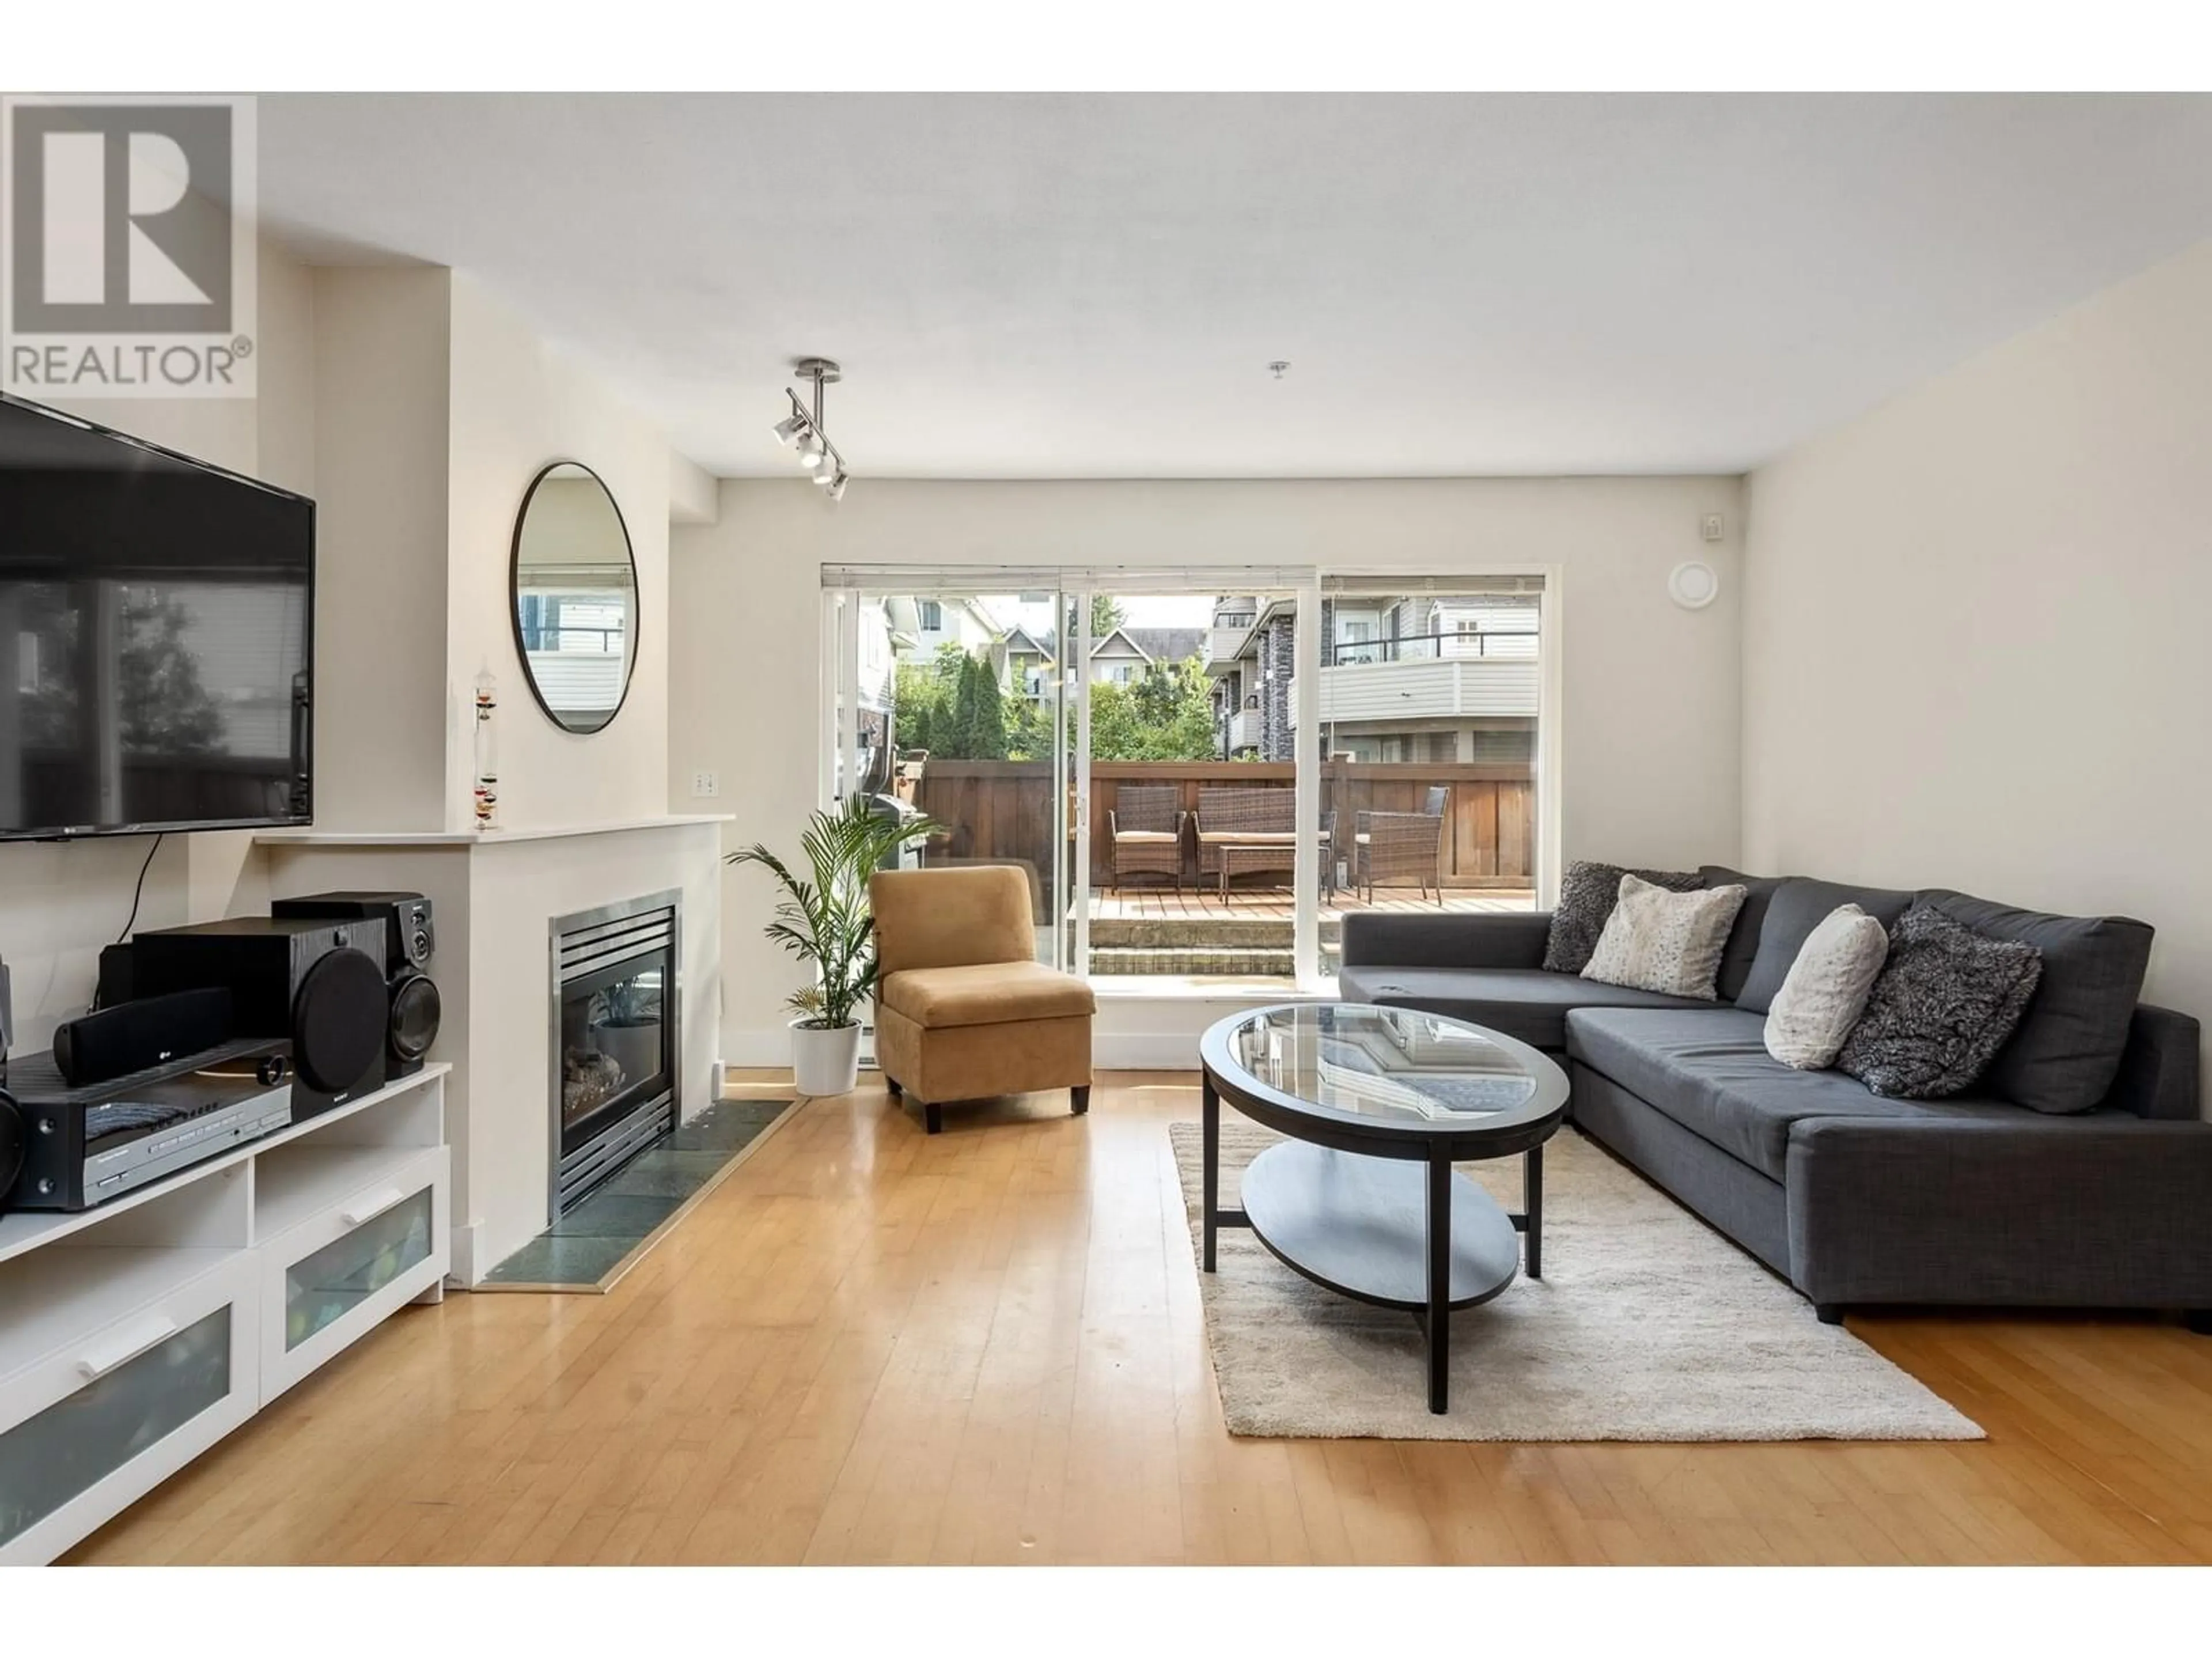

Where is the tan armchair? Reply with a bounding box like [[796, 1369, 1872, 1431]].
[[869, 865, 1096, 1134]]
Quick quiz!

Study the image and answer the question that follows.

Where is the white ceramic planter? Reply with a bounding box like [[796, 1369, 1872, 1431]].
[[791, 1019, 863, 1097]]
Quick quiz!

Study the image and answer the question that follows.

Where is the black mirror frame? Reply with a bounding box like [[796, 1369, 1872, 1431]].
[[507, 459, 640, 736]]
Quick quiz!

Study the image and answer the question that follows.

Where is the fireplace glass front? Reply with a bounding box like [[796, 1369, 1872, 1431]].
[[552, 898, 678, 1213]]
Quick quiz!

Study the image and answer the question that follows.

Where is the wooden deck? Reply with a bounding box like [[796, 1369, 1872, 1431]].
[[1090, 888, 1535, 922]]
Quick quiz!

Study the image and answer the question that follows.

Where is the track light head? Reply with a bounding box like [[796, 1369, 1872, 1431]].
[[778, 356, 850, 501]]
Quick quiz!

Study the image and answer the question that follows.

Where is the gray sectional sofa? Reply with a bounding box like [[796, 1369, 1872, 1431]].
[[1339, 870, 2212, 1328]]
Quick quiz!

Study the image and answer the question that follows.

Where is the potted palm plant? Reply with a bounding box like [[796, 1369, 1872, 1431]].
[[727, 795, 939, 1096]]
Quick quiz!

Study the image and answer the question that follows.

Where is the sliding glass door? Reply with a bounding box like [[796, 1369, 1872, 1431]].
[[825, 567, 1549, 991], [824, 584, 1074, 970], [1316, 575, 1546, 974], [1080, 586, 1309, 984]]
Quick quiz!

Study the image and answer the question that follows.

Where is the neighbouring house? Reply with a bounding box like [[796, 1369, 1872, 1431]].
[[994, 622, 1209, 700], [886, 594, 1002, 662], [1204, 595, 1290, 759], [1202, 592, 1540, 762], [998, 624, 1055, 699]]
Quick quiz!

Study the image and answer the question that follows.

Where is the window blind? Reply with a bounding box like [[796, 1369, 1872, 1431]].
[[821, 565, 1319, 596], [1321, 572, 1546, 597]]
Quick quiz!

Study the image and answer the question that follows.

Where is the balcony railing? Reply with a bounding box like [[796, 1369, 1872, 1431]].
[[1330, 627, 1536, 665], [907, 759, 1535, 893], [1297, 657, 1539, 725]]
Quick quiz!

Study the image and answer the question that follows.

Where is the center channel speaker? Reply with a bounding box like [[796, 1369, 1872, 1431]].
[[130, 916, 389, 1122], [272, 892, 440, 1077]]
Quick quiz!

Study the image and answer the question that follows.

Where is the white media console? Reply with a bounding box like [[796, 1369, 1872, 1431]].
[[0, 1063, 452, 1565]]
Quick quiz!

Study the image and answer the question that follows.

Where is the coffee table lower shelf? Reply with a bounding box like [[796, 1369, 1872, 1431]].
[[1239, 1141, 1521, 1313]]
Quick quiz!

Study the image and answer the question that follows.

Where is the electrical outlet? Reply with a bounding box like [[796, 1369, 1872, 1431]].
[[691, 769, 720, 799], [1700, 513, 1725, 543]]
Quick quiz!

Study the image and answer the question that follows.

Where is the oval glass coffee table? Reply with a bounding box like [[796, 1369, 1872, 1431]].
[[1198, 1002, 1570, 1414]]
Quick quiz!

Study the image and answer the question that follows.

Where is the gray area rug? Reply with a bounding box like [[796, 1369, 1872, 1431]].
[[1170, 1122, 1982, 1442]]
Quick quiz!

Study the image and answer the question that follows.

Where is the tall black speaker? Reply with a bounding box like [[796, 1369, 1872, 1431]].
[[130, 916, 389, 1122], [272, 892, 440, 1078]]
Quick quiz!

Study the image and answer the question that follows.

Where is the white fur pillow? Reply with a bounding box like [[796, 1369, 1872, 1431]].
[[1764, 903, 1892, 1069], [1581, 874, 1747, 1000]]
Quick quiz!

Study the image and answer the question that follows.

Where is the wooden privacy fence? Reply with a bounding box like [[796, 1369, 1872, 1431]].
[[910, 760, 1535, 889]]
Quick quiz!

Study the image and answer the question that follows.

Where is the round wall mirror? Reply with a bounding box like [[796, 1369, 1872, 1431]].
[[509, 461, 639, 733]]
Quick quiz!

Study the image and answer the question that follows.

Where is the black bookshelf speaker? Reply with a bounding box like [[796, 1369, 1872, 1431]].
[[130, 916, 388, 1120], [0, 1088, 22, 1214], [52, 987, 235, 1086], [271, 892, 440, 1077]]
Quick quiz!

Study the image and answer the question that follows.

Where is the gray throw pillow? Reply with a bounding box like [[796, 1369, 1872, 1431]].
[[1543, 860, 1702, 975], [1838, 907, 2044, 1099]]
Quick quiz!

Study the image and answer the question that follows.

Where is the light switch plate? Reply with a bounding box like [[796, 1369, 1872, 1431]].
[[691, 769, 720, 798]]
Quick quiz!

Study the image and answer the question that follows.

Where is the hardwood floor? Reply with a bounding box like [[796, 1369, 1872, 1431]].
[[69, 1075, 2212, 1565]]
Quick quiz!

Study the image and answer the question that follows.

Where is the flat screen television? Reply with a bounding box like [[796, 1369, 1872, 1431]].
[[0, 394, 314, 840]]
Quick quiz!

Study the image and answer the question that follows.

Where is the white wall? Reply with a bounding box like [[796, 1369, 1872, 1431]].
[[0, 235, 313, 1050], [309, 266, 452, 834], [446, 275, 671, 831], [671, 475, 1743, 1059], [1743, 237, 2212, 1082]]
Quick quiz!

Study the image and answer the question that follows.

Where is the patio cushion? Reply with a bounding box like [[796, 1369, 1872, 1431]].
[[1113, 830, 1178, 843], [1198, 830, 1297, 844], [1336, 964, 1714, 1052], [878, 960, 1096, 1029]]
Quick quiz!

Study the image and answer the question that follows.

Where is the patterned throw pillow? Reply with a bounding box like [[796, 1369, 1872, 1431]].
[[1837, 907, 2044, 1099], [1543, 861, 1702, 974], [1580, 874, 1748, 1000]]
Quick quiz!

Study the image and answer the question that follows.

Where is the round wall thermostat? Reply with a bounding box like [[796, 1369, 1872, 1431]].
[[1668, 560, 1720, 610]]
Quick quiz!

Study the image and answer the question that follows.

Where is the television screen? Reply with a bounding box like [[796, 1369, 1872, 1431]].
[[0, 395, 314, 839]]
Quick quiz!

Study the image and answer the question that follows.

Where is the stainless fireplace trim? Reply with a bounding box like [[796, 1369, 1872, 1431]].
[[548, 888, 683, 1221]]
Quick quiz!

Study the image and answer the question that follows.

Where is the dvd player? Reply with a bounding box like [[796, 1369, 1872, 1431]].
[[3, 1039, 294, 1212]]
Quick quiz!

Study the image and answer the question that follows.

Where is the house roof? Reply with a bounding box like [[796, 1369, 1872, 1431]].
[[1122, 626, 1207, 665]]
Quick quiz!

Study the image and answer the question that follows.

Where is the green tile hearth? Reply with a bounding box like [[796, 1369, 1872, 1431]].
[[482, 1098, 795, 1287]]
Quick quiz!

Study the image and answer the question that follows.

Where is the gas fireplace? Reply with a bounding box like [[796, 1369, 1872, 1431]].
[[550, 892, 679, 1214]]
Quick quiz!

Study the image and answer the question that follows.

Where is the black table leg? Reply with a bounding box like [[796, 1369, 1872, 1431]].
[[1525, 1145, 1544, 1281], [1202, 1072, 1220, 1273], [1426, 1147, 1451, 1415]]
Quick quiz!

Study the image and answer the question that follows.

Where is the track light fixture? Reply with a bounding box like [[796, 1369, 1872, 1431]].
[[770, 357, 850, 501]]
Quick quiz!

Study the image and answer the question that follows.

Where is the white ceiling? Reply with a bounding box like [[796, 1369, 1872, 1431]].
[[259, 93, 2212, 479]]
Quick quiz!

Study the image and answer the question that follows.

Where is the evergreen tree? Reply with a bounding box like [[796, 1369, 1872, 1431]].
[[1088, 593, 1127, 639], [967, 653, 1009, 760]]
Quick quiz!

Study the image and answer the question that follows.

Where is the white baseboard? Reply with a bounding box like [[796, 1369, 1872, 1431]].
[[449, 1220, 484, 1287], [724, 1010, 1224, 1074], [1093, 1032, 1207, 1070]]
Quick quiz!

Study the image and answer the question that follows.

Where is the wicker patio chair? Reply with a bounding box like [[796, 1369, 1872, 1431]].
[[1109, 785, 1186, 892], [1355, 807, 1447, 904], [1194, 786, 1333, 902]]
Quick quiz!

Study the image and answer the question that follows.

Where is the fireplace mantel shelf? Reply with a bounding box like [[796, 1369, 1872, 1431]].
[[256, 813, 733, 849]]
